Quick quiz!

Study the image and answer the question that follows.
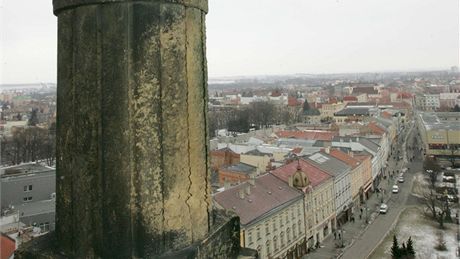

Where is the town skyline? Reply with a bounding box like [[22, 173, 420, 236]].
[[1, 0, 459, 84]]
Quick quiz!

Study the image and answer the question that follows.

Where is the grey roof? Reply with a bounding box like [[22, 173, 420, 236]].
[[419, 112, 460, 131], [332, 136, 380, 153], [334, 107, 370, 116], [243, 149, 271, 156], [17, 199, 55, 217], [223, 162, 257, 174], [358, 138, 380, 153], [306, 152, 351, 177], [373, 116, 393, 128], [313, 140, 327, 147], [1, 163, 54, 178], [367, 137, 382, 145], [277, 138, 316, 148]]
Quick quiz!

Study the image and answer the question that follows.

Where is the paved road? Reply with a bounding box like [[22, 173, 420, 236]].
[[341, 122, 423, 259]]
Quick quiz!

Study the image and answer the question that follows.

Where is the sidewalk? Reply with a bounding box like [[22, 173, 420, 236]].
[[304, 179, 391, 259]]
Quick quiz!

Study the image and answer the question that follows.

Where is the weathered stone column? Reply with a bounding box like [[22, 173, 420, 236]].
[[53, 0, 210, 257]]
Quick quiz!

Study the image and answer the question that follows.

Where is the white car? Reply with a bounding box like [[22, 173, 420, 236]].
[[380, 203, 388, 214], [398, 176, 404, 183], [392, 185, 399, 193]]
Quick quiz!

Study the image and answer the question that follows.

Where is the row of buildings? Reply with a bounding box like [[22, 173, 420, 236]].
[[211, 114, 400, 258]]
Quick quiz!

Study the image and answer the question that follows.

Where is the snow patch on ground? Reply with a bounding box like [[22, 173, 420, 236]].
[[371, 207, 457, 259]]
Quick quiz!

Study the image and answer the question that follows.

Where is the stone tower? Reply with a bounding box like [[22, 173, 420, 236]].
[[53, 0, 211, 257]]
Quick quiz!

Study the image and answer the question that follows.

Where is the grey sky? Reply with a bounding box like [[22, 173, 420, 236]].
[[1, 0, 459, 84]]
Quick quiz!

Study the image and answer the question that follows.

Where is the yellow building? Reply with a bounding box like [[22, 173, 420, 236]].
[[417, 112, 460, 158], [240, 149, 272, 174], [272, 160, 336, 249]]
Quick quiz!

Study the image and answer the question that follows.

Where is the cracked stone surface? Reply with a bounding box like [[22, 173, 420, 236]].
[[53, 0, 211, 257]]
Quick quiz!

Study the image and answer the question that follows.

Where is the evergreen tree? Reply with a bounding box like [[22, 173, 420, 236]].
[[391, 235, 401, 258], [406, 237, 415, 257], [28, 108, 39, 126], [401, 242, 407, 257]]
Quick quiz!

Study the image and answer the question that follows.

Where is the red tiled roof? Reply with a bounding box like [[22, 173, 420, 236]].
[[328, 97, 338, 104], [271, 159, 331, 188], [276, 130, 337, 141], [343, 96, 358, 101], [214, 174, 303, 225], [397, 92, 413, 99], [381, 111, 392, 119], [288, 96, 302, 107], [1, 233, 15, 259], [368, 122, 386, 135], [328, 149, 361, 169]]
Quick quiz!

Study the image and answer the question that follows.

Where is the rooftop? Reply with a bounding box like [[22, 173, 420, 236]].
[[276, 130, 336, 141], [419, 112, 460, 131], [213, 174, 303, 226], [1, 163, 54, 178], [222, 162, 257, 174], [271, 159, 332, 188], [328, 149, 361, 169], [306, 152, 351, 177], [334, 107, 371, 116]]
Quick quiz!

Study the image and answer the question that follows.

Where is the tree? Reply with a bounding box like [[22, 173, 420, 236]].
[[27, 108, 39, 126], [391, 235, 401, 258], [452, 104, 460, 112], [423, 156, 440, 189], [406, 236, 415, 258]]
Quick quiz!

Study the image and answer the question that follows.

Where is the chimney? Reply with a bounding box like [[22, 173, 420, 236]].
[[245, 185, 251, 195], [348, 150, 354, 157], [238, 189, 245, 199], [288, 175, 294, 187]]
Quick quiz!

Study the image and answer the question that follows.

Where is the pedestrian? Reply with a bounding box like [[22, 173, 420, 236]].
[[352, 216, 355, 223], [334, 231, 337, 240], [338, 232, 341, 240], [360, 208, 363, 214], [359, 213, 362, 220]]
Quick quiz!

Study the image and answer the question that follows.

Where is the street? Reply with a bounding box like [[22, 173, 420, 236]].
[[341, 120, 422, 259]]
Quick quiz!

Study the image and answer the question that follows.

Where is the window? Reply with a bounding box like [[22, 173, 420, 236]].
[[28, 196, 32, 201], [23, 197, 28, 202], [280, 217, 283, 227], [24, 186, 28, 192], [287, 228, 291, 242], [293, 224, 296, 238], [265, 223, 270, 235], [273, 220, 277, 231], [266, 240, 271, 256], [280, 232, 285, 247], [273, 236, 278, 251], [248, 231, 253, 245], [298, 220, 302, 233], [29, 185, 33, 191]]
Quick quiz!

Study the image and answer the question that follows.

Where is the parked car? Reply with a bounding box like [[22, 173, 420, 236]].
[[392, 185, 399, 193], [380, 203, 388, 214], [398, 176, 404, 183]]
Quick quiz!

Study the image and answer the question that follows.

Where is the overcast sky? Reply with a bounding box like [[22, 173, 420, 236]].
[[0, 0, 459, 84]]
